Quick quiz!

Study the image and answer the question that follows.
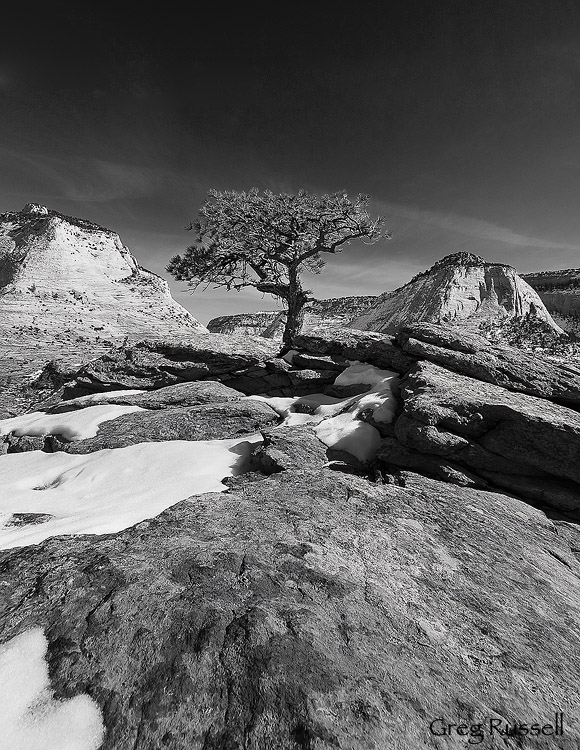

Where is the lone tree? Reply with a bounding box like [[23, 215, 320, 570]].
[[167, 188, 388, 349]]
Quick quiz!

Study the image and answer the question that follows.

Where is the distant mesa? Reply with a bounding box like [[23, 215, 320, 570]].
[[208, 295, 378, 338], [0, 204, 208, 345], [522, 268, 580, 335], [209, 252, 563, 338]]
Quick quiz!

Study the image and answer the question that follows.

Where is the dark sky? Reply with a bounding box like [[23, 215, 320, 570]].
[[2, 1, 580, 323]]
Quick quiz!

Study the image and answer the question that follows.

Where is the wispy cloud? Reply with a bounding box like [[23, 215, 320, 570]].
[[376, 200, 580, 252], [0, 148, 202, 204]]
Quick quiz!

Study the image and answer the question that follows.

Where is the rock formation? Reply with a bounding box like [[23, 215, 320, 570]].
[[208, 295, 378, 337], [1, 241, 580, 746], [0, 204, 208, 417], [522, 268, 580, 334], [1, 468, 578, 749], [349, 252, 562, 334], [207, 310, 282, 336], [0, 204, 204, 340], [206, 253, 562, 342], [0, 204, 207, 342]]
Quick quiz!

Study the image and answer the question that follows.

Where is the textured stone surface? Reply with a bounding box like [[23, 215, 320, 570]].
[[1, 469, 579, 749], [72, 335, 280, 392], [397, 323, 580, 406], [349, 252, 562, 334], [376, 437, 488, 488], [0, 338, 110, 418], [59, 381, 245, 411], [522, 268, 580, 334], [249, 425, 329, 474], [207, 310, 281, 336], [48, 400, 279, 453], [0, 206, 207, 342], [292, 327, 414, 373], [380, 360, 580, 510], [286, 368, 336, 388]]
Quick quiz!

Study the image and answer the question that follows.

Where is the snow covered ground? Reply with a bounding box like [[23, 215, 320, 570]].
[[0, 404, 145, 441], [0, 628, 104, 750], [0, 436, 260, 550], [0, 361, 400, 550]]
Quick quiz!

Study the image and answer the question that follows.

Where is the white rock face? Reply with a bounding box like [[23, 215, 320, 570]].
[[349, 253, 563, 334], [0, 206, 207, 342], [208, 311, 281, 336]]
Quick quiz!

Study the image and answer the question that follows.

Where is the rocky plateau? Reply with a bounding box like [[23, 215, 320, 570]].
[[2, 321, 580, 748], [1, 209, 579, 749]]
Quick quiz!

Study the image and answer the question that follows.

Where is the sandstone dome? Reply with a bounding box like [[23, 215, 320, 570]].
[[0, 205, 207, 342], [348, 252, 563, 335]]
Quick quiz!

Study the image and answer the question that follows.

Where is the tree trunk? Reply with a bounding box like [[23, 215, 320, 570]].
[[281, 267, 308, 351]]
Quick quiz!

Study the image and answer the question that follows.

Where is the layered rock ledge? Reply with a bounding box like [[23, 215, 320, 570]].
[[2, 320, 580, 748]]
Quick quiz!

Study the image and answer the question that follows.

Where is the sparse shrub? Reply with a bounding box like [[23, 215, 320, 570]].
[[479, 314, 579, 356]]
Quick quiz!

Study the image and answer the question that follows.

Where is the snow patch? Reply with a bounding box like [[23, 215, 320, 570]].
[[250, 396, 297, 417], [249, 362, 400, 461], [0, 404, 145, 441], [314, 413, 383, 462], [0, 435, 260, 549], [0, 628, 104, 750]]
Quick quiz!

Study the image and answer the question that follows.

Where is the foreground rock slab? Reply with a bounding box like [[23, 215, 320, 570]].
[[55, 380, 245, 411], [52, 400, 279, 453], [1, 469, 579, 749], [397, 323, 580, 406], [382, 360, 580, 511], [73, 335, 280, 392], [292, 327, 414, 373]]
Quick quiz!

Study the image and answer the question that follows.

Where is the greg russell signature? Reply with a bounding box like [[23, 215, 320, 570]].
[[429, 713, 564, 745]]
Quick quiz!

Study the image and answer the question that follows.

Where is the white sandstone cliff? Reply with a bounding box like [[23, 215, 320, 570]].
[[0, 204, 207, 342]]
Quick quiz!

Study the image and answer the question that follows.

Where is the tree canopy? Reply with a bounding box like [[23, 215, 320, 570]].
[[167, 188, 389, 347]]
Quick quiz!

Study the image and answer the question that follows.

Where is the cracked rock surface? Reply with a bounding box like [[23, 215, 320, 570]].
[[47, 400, 279, 454], [1, 469, 579, 749], [3, 315, 580, 748], [397, 323, 580, 406], [379, 360, 580, 511]]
